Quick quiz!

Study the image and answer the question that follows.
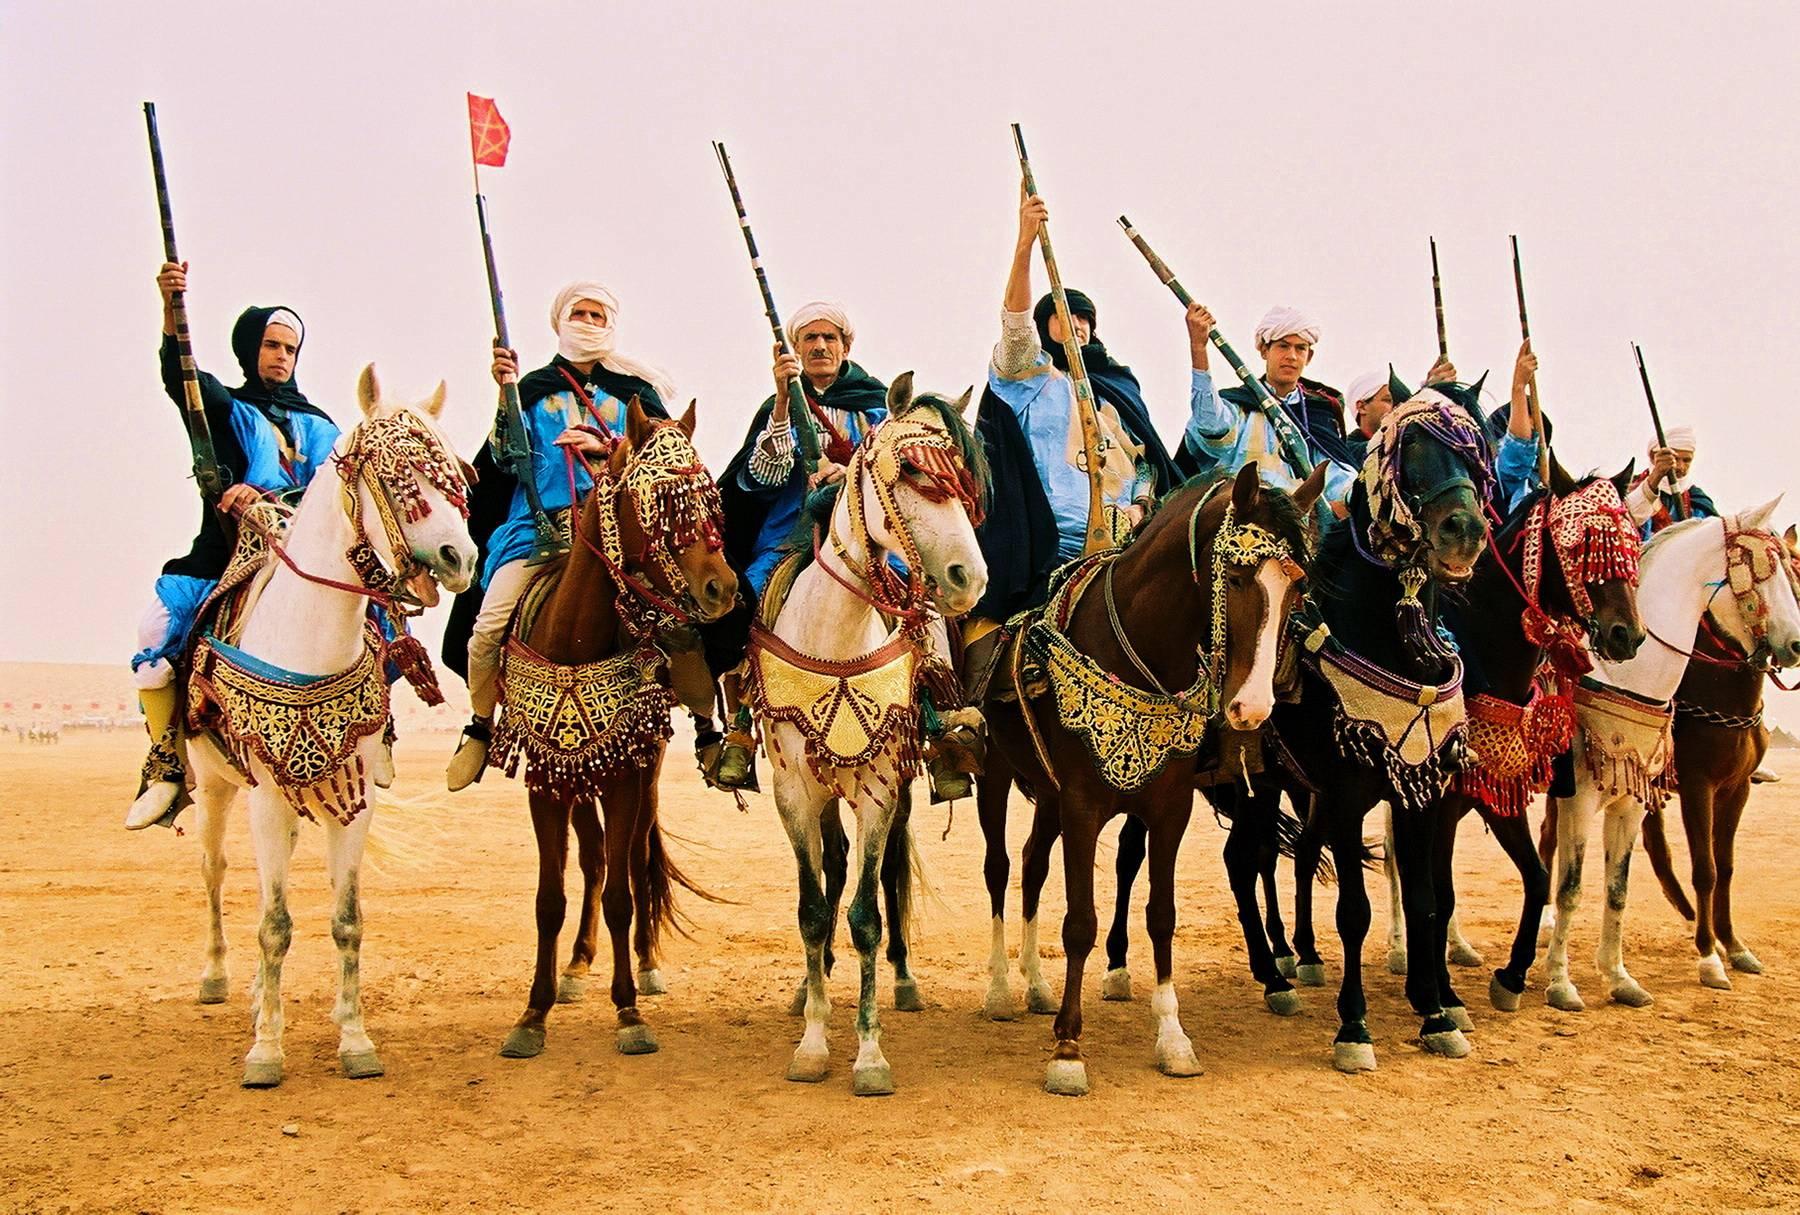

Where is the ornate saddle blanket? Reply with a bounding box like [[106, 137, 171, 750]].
[[1303, 627, 1469, 814], [490, 637, 675, 796], [186, 627, 390, 825], [1455, 677, 1576, 818], [1574, 679, 1676, 812]]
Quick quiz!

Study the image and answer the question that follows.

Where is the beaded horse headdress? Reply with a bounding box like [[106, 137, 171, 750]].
[[335, 410, 471, 610], [1358, 387, 1494, 569]]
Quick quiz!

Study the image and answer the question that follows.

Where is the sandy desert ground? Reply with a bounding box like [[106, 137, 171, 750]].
[[4, 664, 1800, 1213]]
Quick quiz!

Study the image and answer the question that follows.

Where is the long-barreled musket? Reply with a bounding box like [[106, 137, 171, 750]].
[[1015, 125, 1109, 554], [1116, 215, 1315, 480], [474, 188, 567, 564], [1633, 342, 1684, 522], [143, 102, 228, 502], [1510, 235, 1552, 487], [1430, 236, 1448, 358], [712, 141, 820, 479]]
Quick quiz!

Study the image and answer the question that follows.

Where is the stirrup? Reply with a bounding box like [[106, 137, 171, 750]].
[[709, 728, 760, 792], [926, 718, 984, 804], [124, 781, 185, 831], [447, 721, 492, 792]]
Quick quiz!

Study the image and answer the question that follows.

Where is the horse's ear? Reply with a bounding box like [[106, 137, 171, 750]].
[[1610, 459, 1635, 498], [1464, 373, 1490, 429], [679, 399, 697, 438], [952, 386, 975, 421], [1293, 462, 1328, 513], [1231, 461, 1262, 515], [1548, 451, 1577, 498], [1387, 365, 1413, 406], [625, 396, 652, 448], [1785, 523, 1797, 550], [1740, 495, 1784, 531], [887, 371, 916, 414], [357, 364, 381, 417], [424, 380, 447, 419]]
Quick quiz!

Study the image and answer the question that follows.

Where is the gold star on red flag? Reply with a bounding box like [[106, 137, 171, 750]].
[[467, 93, 511, 168]]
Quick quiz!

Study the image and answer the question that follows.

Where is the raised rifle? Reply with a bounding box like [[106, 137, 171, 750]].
[[712, 141, 820, 479], [1632, 342, 1684, 521], [143, 102, 228, 502], [1430, 236, 1448, 359], [1014, 124, 1110, 554], [1510, 235, 1552, 487]]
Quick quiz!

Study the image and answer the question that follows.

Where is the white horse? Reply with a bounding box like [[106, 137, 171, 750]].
[[756, 375, 987, 1095], [1544, 502, 1800, 1011], [186, 366, 477, 1087]]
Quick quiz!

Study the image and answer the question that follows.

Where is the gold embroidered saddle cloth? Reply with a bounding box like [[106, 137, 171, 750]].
[[1306, 640, 1468, 814], [490, 637, 675, 795]]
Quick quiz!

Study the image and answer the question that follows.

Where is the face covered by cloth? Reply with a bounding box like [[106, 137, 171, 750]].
[[549, 280, 676, 408]]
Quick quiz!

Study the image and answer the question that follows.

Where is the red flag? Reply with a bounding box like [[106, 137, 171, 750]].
[[467, 94, 511, 168]]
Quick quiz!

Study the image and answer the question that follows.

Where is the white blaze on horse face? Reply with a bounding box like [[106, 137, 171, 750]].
[[1225, 559, 1295, 730]]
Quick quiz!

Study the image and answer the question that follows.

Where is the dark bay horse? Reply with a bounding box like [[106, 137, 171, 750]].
[[978, 462, 1323, 1095], [493, 401, 737, 1060]]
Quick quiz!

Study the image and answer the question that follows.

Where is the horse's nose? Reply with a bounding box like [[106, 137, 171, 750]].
[[1438, 510, 1484, 547], [1786, 637, 1800, 667], [1226, 696, 1271, 730], [1604, 621, 1643, 660], [438, 543, 464, 570], [942, 563, 973, 594]]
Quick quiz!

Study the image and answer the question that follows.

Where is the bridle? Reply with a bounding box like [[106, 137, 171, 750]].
[[1501, 477, 1641, 672], [1648, 516, 1800, 682], [1356, 393, 1495, 572]]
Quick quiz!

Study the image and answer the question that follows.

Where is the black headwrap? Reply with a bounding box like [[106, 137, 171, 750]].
[[227, 305, 320, 414]]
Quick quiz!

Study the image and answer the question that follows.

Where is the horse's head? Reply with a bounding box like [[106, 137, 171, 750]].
[[1704, 497, 1800, 670], [1536, 458, 1647, 662], [851, 372, 989, 616], [1210, 462, 1321, 730], [1361, 384, 1492, 585], [343, 365, 478, 607], [607, 398, 737, 624]]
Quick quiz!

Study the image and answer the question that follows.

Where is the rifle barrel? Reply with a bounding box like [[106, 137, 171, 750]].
[[1510, 234, 1551, 485], [1633, 342, 1684, 520], [1430, 236, 1447, 358]]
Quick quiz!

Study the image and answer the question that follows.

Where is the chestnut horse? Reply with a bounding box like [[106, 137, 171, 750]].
[[494, 401, 737, 1060]]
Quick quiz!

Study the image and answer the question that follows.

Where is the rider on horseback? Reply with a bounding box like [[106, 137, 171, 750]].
[[445, 282, 673, 791], [1625, 424, 1717, 537], [126, 262, 339, 830]]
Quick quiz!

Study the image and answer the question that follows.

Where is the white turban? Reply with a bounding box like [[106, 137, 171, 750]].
[[1660, 425, 1696, 454], [264, 308, 304, 344], [786, 300, 854, 348], [1344, 370, 1387, 410], [1254, 305, 1321, 349], [549, 280, 676, 410]]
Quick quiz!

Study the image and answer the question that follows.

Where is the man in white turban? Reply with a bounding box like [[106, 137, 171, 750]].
[[445, 280, 675, 791], [1624, 422, 1716, 538]]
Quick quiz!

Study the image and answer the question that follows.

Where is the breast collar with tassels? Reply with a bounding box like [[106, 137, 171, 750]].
[[1510, 478, 1641, 676], [815, 408, 985, 638]]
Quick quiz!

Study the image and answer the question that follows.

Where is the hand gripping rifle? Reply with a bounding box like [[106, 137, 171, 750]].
[[143, 103, 228, 502], [1632, 342, 1684, 522], [712, 141, 820, 480]]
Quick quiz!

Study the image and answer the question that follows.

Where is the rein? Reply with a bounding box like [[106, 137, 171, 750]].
[[561, 443, 697, 628]]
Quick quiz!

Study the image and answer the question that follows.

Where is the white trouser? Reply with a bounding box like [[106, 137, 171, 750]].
[[135, 599, 175, 690], [466, 559, 538, 718]]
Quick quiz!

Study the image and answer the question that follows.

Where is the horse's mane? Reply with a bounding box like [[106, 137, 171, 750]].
[[1642, 514, 1710, 558], [1130, 471, 1308, 565]]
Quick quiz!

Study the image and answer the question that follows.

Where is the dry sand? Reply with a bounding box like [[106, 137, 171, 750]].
[[3, 668, 1799, 1213]]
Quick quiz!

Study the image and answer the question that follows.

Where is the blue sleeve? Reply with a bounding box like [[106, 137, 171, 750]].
[[1322, 459, 1356, 504], [1184, 369, 1233, 446], [987, 355, 1054, 421], [1495, 433, 1541, 512]]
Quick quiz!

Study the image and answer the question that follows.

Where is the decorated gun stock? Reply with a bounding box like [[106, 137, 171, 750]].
[[143, 102, 228, 502]]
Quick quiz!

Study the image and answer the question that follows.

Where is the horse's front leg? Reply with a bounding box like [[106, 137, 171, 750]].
[[1679, 782, 1729, 989], [558, 797, 603, 1005], [325, 805, 383, 1078], [242, 788, 300, 1088], [976, 753, 1017, 1020], [844, 773, 903, 1096], [1486, 803, 1550, 1011], [603, 774, 655, 1055], [772, 744, 832, 1082], [500, 794, 571, 1059], [1393, 805, 1468, 1058], [1224, 800, 1296, 1015], [1383, 804, 1407, 974], [1291, 793, 1328, 985], [1144, 798, 1201, 1077], [1328, 801, 1377, 1074], [1543, 786, 1593, 1012], [1046, 798, 1100, 1095], [788, 798, 848, 1017], [192, 767, 236, 1006], [632, 751, 671, 998], [1596, 800, 1653, 1008]]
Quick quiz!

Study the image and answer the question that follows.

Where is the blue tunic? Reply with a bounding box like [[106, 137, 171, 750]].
[[481, 387, 629, 587], [740, 409, 884, 598]]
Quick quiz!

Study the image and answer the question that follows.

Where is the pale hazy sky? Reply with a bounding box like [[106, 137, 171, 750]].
[[4, 1, 1797, 666]]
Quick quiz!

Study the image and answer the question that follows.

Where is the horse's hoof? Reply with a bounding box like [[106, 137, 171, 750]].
[[786, 985, 808, 1017], [637, 968, 668, 997], [241, 1059, 283, 1089], [1421, 1027, 1471, 1059], [1449, 943, 1485, 968], [197, 977, 230, 1005], [1546, 980, 1585, 1012], [893, 979, 924, 1012], [852, 1063, 895, 1096], [1044, 1058, 1089, 1096], [1265, 989, 1303, 1017], [1333, 1041, 1377, 1073], [1697, 954, 1732, 990], [1156, 1039, 1202, 1078], [616, 1023, 659, 1055], [1607, 978, 1653, 1008], [1386, 948, 1408, 976], [499, 1025, 546, 1058], [1728, 949, 1764, 976], [1274, 954, 1298, 979], [1296, 963, 1327, 987], [1444, 1004, 1475, 1033], [786, 1048, 829, 1083], [982, 983, 1016, 1021], [555, 975, 585, 1004], [1025, 983, 1058, 1016], [1488, 975, 1522, 1012], [340, 1049, 384, 1079], [1101, 968, 1133, 1001]]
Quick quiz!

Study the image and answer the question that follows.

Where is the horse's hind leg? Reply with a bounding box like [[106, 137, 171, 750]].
[[1292, 794, 1327, 985], [1430, 804, 1474, 1032], [242, 790, 299, 1088], [193, 776, 235, 1005], [631, 792, 669, 998], [1019, 794, 1062, 1016], [1597, 801, 1653, 1007], [1260, 792, 1296, 977], [1383, 804, 1408, 974], [1487, 804, 1550, 1012], [883, 786, 923, 1012], [1046, 803, 1100, 1096], [500, 795, 571, 1059], [1145, 802, 1201, 1078], [1102, 814, 1147, 1001], [325, 808, 382, 1079], [1713, 779, 1761, 974], [559, 798, 602, 1005], [1225, 806, 1296, 1015], [1393, 806, 1466, 1057], [977, 759, 1016, 1019], [1543, 788, 1591, 1012]]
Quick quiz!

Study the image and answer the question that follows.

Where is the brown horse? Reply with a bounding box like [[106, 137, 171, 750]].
[[978, 462, 1323, 1095], [1641, 524, 1798, 987], [493, 401, 737, 1059]]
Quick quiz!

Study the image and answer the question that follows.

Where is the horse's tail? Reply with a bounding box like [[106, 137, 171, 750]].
[[1640, 802, 1697, 922], [641, 816, 727, 960]]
